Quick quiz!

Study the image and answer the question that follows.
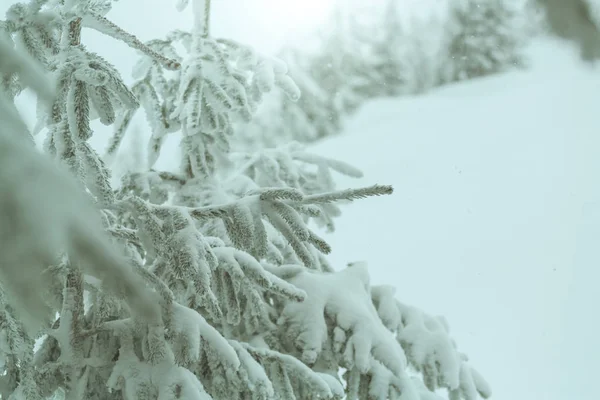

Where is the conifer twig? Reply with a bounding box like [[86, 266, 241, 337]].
[[204, 0, 211, 37], [301, 184, 394, 204], [82, 12, 181, 70], [68, 17, 82, 46], [156, 170, 188, 185]]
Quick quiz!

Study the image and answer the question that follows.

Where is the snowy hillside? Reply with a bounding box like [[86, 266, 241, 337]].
[[311, 38, 600, 400]]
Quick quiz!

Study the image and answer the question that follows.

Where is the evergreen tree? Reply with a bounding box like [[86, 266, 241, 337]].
[[308, 6, 367, 117], [0, 0, 492, 399], [404, 14, 450, 93], [346, 0, 417, 97], [236, 0, 452, 149], [536, 0, 600, 60], [236, 1, 416, 149], [441, 0, 529, 82]]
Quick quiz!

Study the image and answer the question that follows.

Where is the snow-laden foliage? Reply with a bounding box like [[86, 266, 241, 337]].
[[371, 285, 492, 400], [0, 0, 491, 399], [235, 49, 343, 150], [234, 2, 373, 150], [441, 0, 529, 82]]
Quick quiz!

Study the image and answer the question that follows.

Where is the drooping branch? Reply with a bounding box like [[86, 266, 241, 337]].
[[82, 12, 181, 70]]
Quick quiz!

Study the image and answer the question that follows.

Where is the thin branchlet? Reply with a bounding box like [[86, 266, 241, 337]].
[[82, 12, 181, 70], [301, 184, 394, 204]]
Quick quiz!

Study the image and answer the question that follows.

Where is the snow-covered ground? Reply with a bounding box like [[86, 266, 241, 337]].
[[311, 38, 600, 400]]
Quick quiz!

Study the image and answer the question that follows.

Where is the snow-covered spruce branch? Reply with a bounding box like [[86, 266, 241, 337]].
[[1, 17, 160, 327], [232, 340, 345, 399], [81, 12, 181, 70], [164, 185, 392, 218], [371, 285, 492, 399], [109, 183, 391, 271], [300, 184, 393, 204], [106, 24, 301, 176], [145, 182, 379, 217], [226, 144, 363, 189]]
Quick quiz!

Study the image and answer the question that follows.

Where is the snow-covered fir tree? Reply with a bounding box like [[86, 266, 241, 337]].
[[441, 0, 529, 82], [403, 13, 450, 93], [1, 0, 492, 399], [345, 0, 417, 97], [307, 5, 369, 117]]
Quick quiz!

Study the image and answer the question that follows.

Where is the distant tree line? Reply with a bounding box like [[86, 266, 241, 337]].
[[236, 0, 600, 149]]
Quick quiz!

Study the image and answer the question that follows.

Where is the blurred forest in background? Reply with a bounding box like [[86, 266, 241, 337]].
[[236, 0, 600, 149]]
